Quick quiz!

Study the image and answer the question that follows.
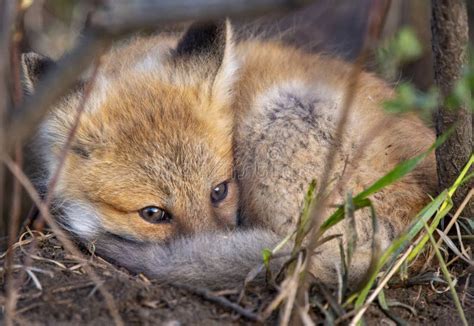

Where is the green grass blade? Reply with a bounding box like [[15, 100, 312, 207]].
[[357, 130, 449, 200], [348, 191, 448, 307], [408, 153, 473, 262], [321, 131, 451, 232], [294, 179, 317, 251], [407, 198, 452, 262], [261, 180, 317, 270], [423, 222, 468, 326], [378, 289, 388, 310], [351, 154, 472, 309], [321, 198, 370, 232]]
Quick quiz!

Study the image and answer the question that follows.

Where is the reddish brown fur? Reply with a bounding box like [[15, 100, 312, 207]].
[[33, 28, 239, 241], [233, 41, 436, 234], [25, 22, 437, 285]]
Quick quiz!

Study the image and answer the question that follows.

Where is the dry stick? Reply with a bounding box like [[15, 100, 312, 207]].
[[291, 0, 391, 321], [47, 57, 101, 202], [348, 246, 414, 326], [2, 156, 124, 326], [0, 0, 15, 241], [334, 118, 390, 197], [8, 54, 121, 322], [0, 0, 14, 233], [422, 188, 474, 270], [6, 32, 111, 152], [172, 283, 262, 322], [4, 2, 26, 325], [4, 46, 105, 325], [304, 0, 391, 258], [5, 0, 315, 151], [26, 57, 121, 320], [460, 273, 470, 307], [0, 233, 55, 259], [334, 305, 366, 325], [91, 0, 313, 35], [280, 254, 305, 326], [36, 58, 102, 230], [51, 282, 96, 294]]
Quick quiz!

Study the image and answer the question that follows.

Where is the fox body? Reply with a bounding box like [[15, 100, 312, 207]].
[[24, 21, 437, 288]]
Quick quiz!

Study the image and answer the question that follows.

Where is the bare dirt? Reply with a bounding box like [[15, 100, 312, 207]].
[[1, 233, 472, 325]]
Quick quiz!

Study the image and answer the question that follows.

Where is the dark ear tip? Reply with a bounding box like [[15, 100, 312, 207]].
[[21, 52, 49, 67], [175, 20, 228, 57], [21, 52, 55, 87], [22, 51, 44, 60]]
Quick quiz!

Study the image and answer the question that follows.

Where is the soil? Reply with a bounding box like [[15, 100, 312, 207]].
[[1, 234, 472, 325]]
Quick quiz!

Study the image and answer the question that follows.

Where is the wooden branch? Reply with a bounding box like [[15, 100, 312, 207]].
[[431, 0, 473, 216], [290, 0, 391, 323], [0, 0, 17, 240], [2, 156, 124, 326], [4, 0, 314, 151], [93, 0, 313, 34], [172, 282, 262, 322], [5, 33, 111, 150]]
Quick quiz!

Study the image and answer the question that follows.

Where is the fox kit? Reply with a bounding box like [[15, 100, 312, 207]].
[[23, 21, 437, 288]]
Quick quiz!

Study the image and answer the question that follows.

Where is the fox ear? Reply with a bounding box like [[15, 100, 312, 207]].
[[175, 20, 238, 105], [21, 52, 55, 93]]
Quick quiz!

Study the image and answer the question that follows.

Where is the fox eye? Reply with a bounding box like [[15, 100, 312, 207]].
[[138, 206, 172, 224], [211, 181, 228, 205]]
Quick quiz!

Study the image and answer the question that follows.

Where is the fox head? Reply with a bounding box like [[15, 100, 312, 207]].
[[24, 21, 240, 242]]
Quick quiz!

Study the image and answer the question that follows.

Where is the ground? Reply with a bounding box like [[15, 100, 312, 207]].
[[1, 233, 472, 325]]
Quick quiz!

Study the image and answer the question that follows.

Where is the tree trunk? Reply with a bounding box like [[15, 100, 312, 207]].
[[431, 0, 473, 216]]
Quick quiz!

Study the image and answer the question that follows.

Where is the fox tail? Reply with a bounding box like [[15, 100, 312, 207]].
[[93, 229, 285, 289]]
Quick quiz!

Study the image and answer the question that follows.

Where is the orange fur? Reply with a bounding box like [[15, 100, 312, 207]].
[[24, 22, 437, 285]]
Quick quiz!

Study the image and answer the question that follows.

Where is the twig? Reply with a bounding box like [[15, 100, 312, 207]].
[[280, 253, 305, 325], [51, 281, 96, 294], [349, 246, 414, 326], [423, 222, 468, 325], [34, 57, 102, 232], [47, 59, 101, 199], [172, 282, 262, 322], [4, 2, 27, 325], [0, 0, 15, 231], [5, 32, 110, 152], [0, 232, 54, 259], [2, 156, 124, 326], [15, 302, 43, 315], [292, 0, 391, 320], [422, 188, 474, 270], [460, 273, 470, 307], [5, 0, 315, 151], [92, 0, 313, 35], [334, 304, 369, 324]]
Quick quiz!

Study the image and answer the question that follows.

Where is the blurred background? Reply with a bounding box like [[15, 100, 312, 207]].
[[19, 0, 474, 88], [1, 0, 473, 243]]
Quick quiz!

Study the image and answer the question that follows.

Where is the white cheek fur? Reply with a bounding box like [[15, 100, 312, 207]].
[[60, 200, 103, 240]]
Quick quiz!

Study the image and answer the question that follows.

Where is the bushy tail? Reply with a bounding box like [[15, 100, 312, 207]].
[[94, 229, 285, 289]]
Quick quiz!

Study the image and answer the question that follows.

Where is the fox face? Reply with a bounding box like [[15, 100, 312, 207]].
[[24, 22, 240, 242]]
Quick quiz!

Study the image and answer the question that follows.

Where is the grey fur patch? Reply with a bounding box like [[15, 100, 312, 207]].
[[235, 81, 340, 232], [94, 229, 284, 289]]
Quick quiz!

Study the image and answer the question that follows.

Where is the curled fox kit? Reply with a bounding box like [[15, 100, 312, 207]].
[[24, 21, 436, 289]]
